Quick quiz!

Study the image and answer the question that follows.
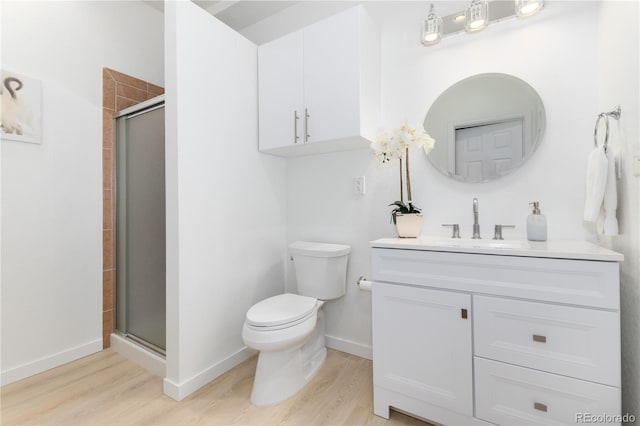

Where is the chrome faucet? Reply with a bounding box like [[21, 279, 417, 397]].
[[494, 224, 515, 240], [472, 198, 481, 239], [442, 224, 461, 239]]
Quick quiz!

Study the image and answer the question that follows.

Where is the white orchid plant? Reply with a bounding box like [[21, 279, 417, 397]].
[[370, 122, 435, 223]]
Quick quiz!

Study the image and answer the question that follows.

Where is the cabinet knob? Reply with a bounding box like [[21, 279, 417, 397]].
[[461, 308, 468, 319], [533, 402, 548, 412]]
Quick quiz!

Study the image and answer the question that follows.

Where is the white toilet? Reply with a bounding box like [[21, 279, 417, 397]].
[[242, 241, 350, 406]]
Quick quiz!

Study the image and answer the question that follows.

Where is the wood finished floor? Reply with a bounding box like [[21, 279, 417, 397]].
[[1, 349, 431, 426]]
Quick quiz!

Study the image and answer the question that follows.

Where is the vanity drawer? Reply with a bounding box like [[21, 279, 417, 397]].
[[371, 248, 619, 309], [474, 296, 620, 386], [475, 358, 621, 426]]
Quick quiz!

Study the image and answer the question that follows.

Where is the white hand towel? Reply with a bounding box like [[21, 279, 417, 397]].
[[584, 146, 608, 222], [603, 149, 619, 235], [596, 205, 605, 235]]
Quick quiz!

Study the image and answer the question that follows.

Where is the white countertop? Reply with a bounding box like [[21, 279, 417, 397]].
[[370, 237, 624, 262]]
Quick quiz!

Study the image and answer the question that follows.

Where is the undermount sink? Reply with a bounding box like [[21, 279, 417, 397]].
[[430, 238, 530, 250], [371, 238, 624, 261]]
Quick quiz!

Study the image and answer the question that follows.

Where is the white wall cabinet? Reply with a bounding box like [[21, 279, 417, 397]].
[[258, 6, 380, 157], [371, 243, 622, 426], [258, 30, 304, 152]]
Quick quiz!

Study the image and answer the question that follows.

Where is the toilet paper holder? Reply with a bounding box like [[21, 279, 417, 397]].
[[356, 276, 373, 291]]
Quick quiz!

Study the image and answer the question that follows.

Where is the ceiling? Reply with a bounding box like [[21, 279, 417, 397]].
[[143, 1, 301, 32], [142, 1, 482, 40]]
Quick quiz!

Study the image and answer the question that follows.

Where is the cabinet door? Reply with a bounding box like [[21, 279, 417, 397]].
[[258, 30, 304, 151], [372, 282, 473, 416], [303, 7, 361, 143]]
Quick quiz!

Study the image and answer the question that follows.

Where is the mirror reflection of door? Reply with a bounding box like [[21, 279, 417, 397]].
[[453, 118, 524, 181], [424, 73, 545, 183]]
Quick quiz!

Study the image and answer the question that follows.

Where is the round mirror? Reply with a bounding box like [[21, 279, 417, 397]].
[[424, 73, 545, 183]]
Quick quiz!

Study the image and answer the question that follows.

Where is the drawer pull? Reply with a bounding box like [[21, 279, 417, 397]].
[[461, 308, 468, 319], [534, 402, 548, 412], [532, 334, 547, 343]]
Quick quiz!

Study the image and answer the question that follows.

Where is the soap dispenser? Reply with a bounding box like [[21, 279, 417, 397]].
[[527, 201, 547, 241]]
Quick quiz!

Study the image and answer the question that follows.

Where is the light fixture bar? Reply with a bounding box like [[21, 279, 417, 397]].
[[441, 1, 521, 39]]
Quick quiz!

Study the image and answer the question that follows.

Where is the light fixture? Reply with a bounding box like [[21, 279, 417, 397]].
[[452, 13, 466, 24], [422, 4, 443, 46], [421, 0, 545, 47], [465, 0, 489, 33], [515, 0, 544, 18]]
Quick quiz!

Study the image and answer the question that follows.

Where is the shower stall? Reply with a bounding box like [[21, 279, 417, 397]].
[[115, 96, 166, 355]]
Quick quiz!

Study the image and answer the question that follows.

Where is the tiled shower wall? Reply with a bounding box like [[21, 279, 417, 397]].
[[102, 68, 164, 348]]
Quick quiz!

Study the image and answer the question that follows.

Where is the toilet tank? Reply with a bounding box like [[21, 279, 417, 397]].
[[289, 241, 350, 300]]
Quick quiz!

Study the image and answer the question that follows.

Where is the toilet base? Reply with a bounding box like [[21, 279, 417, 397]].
[[250, 310, 326, 406]]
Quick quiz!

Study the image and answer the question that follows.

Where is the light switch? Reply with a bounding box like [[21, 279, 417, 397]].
[[354, 176, 366, 195]]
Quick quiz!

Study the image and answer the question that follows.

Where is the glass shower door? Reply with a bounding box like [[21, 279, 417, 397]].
[[116, 102, 166, 352]]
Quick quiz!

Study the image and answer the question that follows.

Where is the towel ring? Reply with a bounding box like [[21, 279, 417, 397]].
[[594, 106, 621, 151]]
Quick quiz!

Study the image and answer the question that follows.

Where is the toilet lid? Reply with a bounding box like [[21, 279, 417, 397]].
[[246, 293, 317, 327]]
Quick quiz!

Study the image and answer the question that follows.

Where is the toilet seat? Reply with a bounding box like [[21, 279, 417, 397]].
[[246, 293, 317, 330], [242, 307, 317, 352], [246, 310, 315, 331]]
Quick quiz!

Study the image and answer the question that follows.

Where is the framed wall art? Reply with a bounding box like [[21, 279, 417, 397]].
[[1, 70, 42, 144]]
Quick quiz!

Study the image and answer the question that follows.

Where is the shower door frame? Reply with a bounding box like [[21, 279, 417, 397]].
[[114, 95, 166, 356]]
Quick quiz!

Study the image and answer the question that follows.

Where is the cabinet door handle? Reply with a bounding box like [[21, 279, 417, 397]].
[[294, 110, 300, 144], [533, 402, 548, 412], [461, 308, 468, 319], [304, 108, 310, 143], [533, 334, 547, 343]]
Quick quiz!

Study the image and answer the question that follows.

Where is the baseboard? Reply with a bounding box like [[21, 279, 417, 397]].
[[110, 333, 166, 377], [0, 339, 103, 386], [163, 346, 257, 401], [326, 335, 372, 360]]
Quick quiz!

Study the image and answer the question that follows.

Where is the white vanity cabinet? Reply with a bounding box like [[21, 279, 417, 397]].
[[371, 239, 623, 426], [373, 283, 473, 417], [258, 6, 380, 156]]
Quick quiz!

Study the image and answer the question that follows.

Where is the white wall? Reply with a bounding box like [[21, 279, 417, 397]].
[[163, 1, 287, 400], [283, 1, 602, 357], [0, 1, 163, 385], [253, 0, 640, 411], [597, 1, 640, 419]]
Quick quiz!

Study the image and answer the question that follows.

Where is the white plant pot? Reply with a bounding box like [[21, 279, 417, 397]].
[[394, 213, 424, 238]]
